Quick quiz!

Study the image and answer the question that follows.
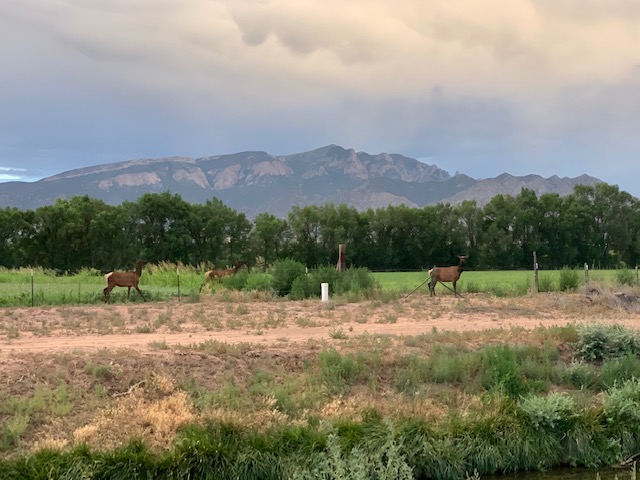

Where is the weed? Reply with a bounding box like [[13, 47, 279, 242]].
[[149, 339, 170, 350], [329, 327, 347, 339]]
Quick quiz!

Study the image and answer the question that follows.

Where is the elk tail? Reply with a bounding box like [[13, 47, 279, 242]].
[[104, 272, 114, 281]]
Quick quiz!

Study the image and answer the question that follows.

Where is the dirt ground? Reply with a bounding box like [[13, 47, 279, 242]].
[[3, 289, 640, 457], [2, 290, 639, 357]]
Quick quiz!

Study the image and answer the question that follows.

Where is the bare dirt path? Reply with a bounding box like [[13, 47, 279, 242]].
[[1, 292, 637, 357]]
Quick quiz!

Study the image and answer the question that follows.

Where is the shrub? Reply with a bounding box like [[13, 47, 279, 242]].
[[292, 423, 413, 480], [244, 273, 273, 292], [537, 274, 555, 293], [555, 360, 597, 390], [603, 377, 640, 433], [519, 392, 577, 430], [478, 345, 528, 397], [290, 266, 378, 300], [598, 355, 640, 389], [615, 269, 636, 287], [221, 269, 249, 290], [558, 267, 580, 291], [271, 259, 307, 296], [575, 323, 640, 362]]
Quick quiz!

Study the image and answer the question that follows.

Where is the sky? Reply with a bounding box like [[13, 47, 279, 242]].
[[1, 0, 639, 195]]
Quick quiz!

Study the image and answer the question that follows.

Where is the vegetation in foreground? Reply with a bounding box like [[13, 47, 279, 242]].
[[2, 312, 640, 479]]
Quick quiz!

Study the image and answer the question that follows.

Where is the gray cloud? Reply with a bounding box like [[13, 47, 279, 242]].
[[0, 0, 638, 196]]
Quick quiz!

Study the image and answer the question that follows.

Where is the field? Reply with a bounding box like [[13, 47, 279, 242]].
[[2, 267, 640, 478], [1, 265, 636, 307]]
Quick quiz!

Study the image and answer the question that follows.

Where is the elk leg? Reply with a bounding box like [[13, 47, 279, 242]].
[[135, 286, 146, 302], [103, 287, 111, 303], [127, 286, 132, 300]]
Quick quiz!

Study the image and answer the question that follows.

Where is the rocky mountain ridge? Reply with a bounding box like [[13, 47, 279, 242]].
[[0, 145, 602, 217]]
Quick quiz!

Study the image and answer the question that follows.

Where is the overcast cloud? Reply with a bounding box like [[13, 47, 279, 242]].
[[1, 0, 638, 195]]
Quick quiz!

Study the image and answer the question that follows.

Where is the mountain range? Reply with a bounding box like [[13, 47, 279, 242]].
[[0, 145, 602, 217]]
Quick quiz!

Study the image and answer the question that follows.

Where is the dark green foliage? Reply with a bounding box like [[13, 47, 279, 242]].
[[271, 259, 306, 296], [220, 269, 249, 290], [289, 265, 378, 300], [576, 323, 640, 362], [2, 401, 640, 479], [478, 345, 529, 397]]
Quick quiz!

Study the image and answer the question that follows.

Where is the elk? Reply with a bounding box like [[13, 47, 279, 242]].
[[428, 255, 467, 297], [200, 260, 247, 292], [103, 260, 148, 303]]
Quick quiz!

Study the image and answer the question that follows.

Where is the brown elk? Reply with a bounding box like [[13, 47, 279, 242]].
[[103, 260, 148, 303], [428, 255, 467, 297], [199, 260, 247, 292]]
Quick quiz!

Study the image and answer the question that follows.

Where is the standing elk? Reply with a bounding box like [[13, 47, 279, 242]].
[[428, 255, 467, 297], [103, 260, 148, 303], [200, 260, 247, 292]]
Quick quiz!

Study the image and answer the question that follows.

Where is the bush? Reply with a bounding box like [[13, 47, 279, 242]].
[[558, 267, 580, 291], [271, 259, 307, 296], [290, 266, 378, 300], [519, 392, 577, 430], [478, 345, 528, 397], [292, 423, 413, 480], [575, 323, 640, 362], [244, 273, 273, 292], [598, 355, 640, 389], [537, 274, 555, 293], [221, 269, 249, 290], [615, 269, 636, 287], [603, 377, 640, 433]]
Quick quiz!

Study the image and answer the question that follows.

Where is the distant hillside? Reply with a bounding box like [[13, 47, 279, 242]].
[[0, 145, 602, 216]]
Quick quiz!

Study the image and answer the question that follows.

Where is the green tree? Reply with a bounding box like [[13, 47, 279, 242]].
[[132, 192, 193, 263], [288, 205, 322, 267], [249, 212, 290, 266], [0, 207, 31, 268]]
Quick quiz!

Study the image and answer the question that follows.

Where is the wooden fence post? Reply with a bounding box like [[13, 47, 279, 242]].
[[336, 244, 346, 272]]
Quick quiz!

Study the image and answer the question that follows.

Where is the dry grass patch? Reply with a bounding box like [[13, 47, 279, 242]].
[[72, 385, 194, 452]]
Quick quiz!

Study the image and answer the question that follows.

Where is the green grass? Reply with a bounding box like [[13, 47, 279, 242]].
[[0, 265, 635, 307], [372, 269, 627, 295]]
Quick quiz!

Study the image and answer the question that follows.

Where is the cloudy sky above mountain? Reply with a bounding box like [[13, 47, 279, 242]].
[[1, 0, 639, 195]]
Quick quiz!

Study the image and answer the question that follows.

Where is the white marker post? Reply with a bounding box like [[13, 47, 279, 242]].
[[321, 283, 329, 302]]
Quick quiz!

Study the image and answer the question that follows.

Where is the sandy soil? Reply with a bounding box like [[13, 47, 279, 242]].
[[1, 291, 637, 357]]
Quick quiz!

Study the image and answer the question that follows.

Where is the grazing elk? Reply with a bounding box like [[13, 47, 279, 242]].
[[199, 260, 247, 292], [103, 260, 148, 303], [428, 255, 467, 297]]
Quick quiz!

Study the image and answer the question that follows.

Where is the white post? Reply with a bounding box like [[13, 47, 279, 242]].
[[321, 283, 329, 302]]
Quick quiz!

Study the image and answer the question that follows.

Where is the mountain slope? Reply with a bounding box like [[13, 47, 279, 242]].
[[0, 145, 602, 216]]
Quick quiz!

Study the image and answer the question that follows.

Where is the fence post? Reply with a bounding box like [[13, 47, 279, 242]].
[[533, 251, 539, 294], [321, 283, 329, 302], [31, 269, 34, 307], [336, 244, 346, 272], [584, 263, 589, 285]]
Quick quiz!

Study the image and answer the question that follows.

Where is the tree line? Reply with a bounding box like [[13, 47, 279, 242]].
[[1, 183, 639, 273]]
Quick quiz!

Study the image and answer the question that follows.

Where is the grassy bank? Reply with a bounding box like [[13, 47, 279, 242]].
[[2, 316, 640, 479]]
